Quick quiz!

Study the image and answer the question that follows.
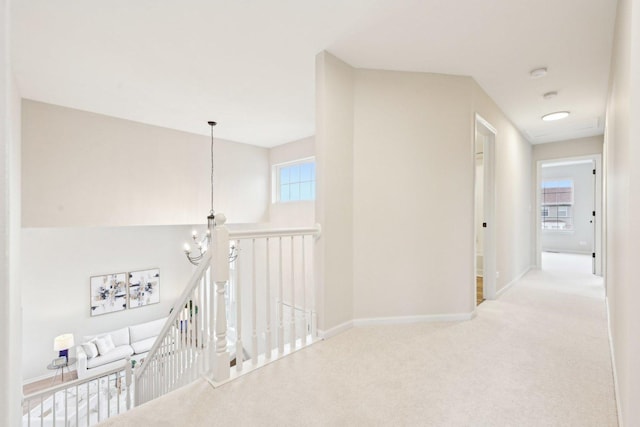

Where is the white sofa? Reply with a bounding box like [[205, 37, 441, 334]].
[[75, 317, 167, 379]]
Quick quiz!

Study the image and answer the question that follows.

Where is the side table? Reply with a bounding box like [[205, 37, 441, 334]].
[[47, 357, 76, 385]]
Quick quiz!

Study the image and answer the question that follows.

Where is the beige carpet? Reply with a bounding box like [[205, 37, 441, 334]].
[[101, 256, 618, 426]]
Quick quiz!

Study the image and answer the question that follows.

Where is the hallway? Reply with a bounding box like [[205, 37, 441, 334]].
[[103, 263, 617, 426]]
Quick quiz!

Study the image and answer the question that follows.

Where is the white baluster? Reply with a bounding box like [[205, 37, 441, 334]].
[[208, 262, 215, 373], [199, 277, 206, 374], [107, 373, 112, 417], [207, 270, 212, 372], [278, 237, 284, 354], [235, 240, 243, 372], [75, 384, 79, 426], [312, 229, 318, 339], [265, 237, 272, 359], [212, 214, 230, 382], [252, 238, 258, 365], [126, 357, 131, 410], [302, 235, 308, 345], [290, 236, 296, 350]]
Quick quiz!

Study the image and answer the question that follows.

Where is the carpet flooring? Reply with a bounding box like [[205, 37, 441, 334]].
[[100, 253, 618, 426]]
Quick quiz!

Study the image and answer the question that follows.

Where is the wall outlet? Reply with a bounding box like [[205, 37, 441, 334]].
[[496, 271, 500, 279], [579, 241, 587, 246]]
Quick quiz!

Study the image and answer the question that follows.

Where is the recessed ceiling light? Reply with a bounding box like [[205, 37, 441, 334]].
[[543, 91, 558, 100], [530, 67, 548, 78], [542, 111, 570, 121]]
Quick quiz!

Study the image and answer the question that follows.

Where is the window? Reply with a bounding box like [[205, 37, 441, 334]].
[[275, 159, 315, 202], [541, 179, 573, 230]]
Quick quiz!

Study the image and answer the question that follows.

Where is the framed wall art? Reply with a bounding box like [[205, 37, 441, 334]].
[[128, 268, 160, 309], [90, 273, 128, 316]]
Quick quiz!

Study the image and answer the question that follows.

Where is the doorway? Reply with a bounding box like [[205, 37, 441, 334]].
[[474, 114, 496, 305], [536, 155, 602, 276]]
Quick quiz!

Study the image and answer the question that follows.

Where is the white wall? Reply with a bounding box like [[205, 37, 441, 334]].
[[532, 135, 603, 161], [20, 102, 275, 382], [22, 100, 270, 227], [21, 225, 196, 381], [540, 163, 595, 254], [269, 137, 315, 227], [472, 82, 533, 296], [315, 54, 532, 323], [604, 0, 640, 424], [1, 0, 23, 423], [315, 52, 355, 332], [352, 70, 475, 318]]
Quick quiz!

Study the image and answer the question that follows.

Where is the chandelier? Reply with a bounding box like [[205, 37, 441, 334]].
[[183, 121, 219, 266]]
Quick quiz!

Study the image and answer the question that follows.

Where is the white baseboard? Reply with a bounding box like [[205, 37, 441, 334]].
[[318, 311, 477, 338], [495, 265, 532, 298], [318, 320, 354, 339], [353, 312, 474, 327], [606, 296, 623, 427]]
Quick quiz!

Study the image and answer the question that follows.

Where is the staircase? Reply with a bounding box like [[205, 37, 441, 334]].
[[134, 215, 321, 405]]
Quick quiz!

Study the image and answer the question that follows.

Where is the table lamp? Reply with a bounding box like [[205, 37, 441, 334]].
[[53, 333, 74, 362]]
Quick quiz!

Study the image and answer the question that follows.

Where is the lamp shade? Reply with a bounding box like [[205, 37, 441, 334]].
[[53, 334, 74, 351]]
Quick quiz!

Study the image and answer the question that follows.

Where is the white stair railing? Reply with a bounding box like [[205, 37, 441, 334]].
[[23, 359, 132, 426], [134, 215, 320, 404], [133, 243, 214, 405], [222, 226, 320, 383]]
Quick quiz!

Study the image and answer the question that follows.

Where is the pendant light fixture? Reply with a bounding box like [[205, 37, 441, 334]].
[[184, 121, 218, 266]]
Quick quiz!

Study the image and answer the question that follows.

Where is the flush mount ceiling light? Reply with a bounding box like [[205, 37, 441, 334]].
[[543, 91, 558, 100], [542, 111, 570, 121], [530, 67, 548, 78]]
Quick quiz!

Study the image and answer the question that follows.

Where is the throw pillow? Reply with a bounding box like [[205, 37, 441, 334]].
[[82, 341, 99, 359], [95, 334, 116, 355]]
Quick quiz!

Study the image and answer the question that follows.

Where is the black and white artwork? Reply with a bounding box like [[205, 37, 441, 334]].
[[90, 273, 128, 316], [128, 268, 160, 308]]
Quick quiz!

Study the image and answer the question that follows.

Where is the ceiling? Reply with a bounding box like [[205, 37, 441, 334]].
[[11, 0, 617, 147]]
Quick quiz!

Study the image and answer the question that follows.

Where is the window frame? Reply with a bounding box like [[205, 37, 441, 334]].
[[272, 157, 316, 203]]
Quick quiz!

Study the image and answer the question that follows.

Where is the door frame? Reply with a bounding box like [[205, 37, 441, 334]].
[[474, 114, 497, 302], [535, 154, 603, 275]]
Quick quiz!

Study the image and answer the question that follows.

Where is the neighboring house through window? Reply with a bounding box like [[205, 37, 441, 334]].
[[541, 179, 574, 230]]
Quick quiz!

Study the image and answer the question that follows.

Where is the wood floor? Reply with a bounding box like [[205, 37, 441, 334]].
[[23, 369, 78, 396], [476, 276, 484, 305]]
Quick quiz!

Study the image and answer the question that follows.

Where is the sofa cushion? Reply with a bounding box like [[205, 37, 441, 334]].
[[130, 336, 156, 355], [86, 345, 134, 369], [129, 318, 166, 343], [82, 341, 99, 359], [82, 327, 130, 348], [95, 335, 116, 356], [109, 327, 130, 347]]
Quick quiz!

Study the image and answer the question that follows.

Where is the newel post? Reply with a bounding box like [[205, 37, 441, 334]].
[[211, 213, 231, 381]]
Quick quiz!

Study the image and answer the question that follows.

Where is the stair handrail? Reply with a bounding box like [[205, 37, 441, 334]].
[[228, 224, 321, 240], [23, 358, 133, 425], [134, 250, 212, 381]]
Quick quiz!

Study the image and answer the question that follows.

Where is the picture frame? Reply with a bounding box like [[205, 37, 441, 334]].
[[128, 268, 160, 309], [90, 272, 127, 316]]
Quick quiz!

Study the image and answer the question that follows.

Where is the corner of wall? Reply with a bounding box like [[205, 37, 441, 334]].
[[314, 51, 356, 332]]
